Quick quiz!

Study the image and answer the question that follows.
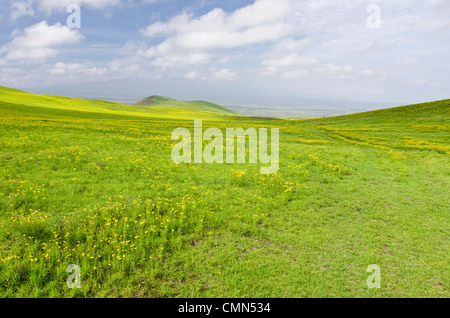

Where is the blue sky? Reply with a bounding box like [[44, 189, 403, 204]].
[[0, 0, 449, 111]]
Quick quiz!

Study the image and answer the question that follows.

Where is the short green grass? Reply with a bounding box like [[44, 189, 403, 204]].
[[0, 87, 448, 297]]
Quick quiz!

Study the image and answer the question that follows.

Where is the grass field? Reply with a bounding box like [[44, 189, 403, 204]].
[[0, 86, 448, 297]]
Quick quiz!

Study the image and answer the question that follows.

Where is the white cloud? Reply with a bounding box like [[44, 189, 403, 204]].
[[361, 69, 375, 76], [10, 0, 35, 20], [324, 64, 352, 73], [141, 0, 292, 60], [184, 70, 198, 80], [281, 69, 308, 79], [263, 54, 317, 69], [325, 63, 342, 73], [260, 54, 317, 78], [0, 21, 84, 62], [0, 67, 28, 87], [50, 62, 107, 76], [212, 68, 236, 80], [272, 38, 312, 52], [149, 53, 211, 67]]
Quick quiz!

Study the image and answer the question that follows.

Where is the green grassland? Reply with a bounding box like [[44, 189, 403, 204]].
[[0, 87, 237, 120], [0, 86, 448, 297]]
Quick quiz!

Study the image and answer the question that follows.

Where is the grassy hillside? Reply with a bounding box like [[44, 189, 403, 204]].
[[0, 89, 448, 298], [303, 99, 449, 125], [0, 86, 138, 114], [288, 99, 450, 155], [0, 87, 238, 120], [134, 94, 238, 116]]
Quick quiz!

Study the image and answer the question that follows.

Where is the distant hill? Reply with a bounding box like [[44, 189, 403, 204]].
[[134, 95, 176, 105], [134, 95, 238, 116]]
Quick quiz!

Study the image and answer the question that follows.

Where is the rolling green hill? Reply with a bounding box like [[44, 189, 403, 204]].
[[0, 86, 135, 114], [287, 99, 449, 155], [134, 95, 238, 116], [307, 99, 450, 125], [0, 86, 239, 120]]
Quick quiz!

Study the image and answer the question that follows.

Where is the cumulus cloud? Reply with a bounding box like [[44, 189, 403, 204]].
[[0, 21, 84, 62], [140, 0, 292, 60]]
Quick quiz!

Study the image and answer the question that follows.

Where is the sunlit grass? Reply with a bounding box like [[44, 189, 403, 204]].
[[0, 88, 448, 297]]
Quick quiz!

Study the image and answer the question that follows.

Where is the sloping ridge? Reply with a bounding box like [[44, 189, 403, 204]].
[[134, 95, 238, 116], [0, 86, 139, 114], [306, 99, 450, 124]]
